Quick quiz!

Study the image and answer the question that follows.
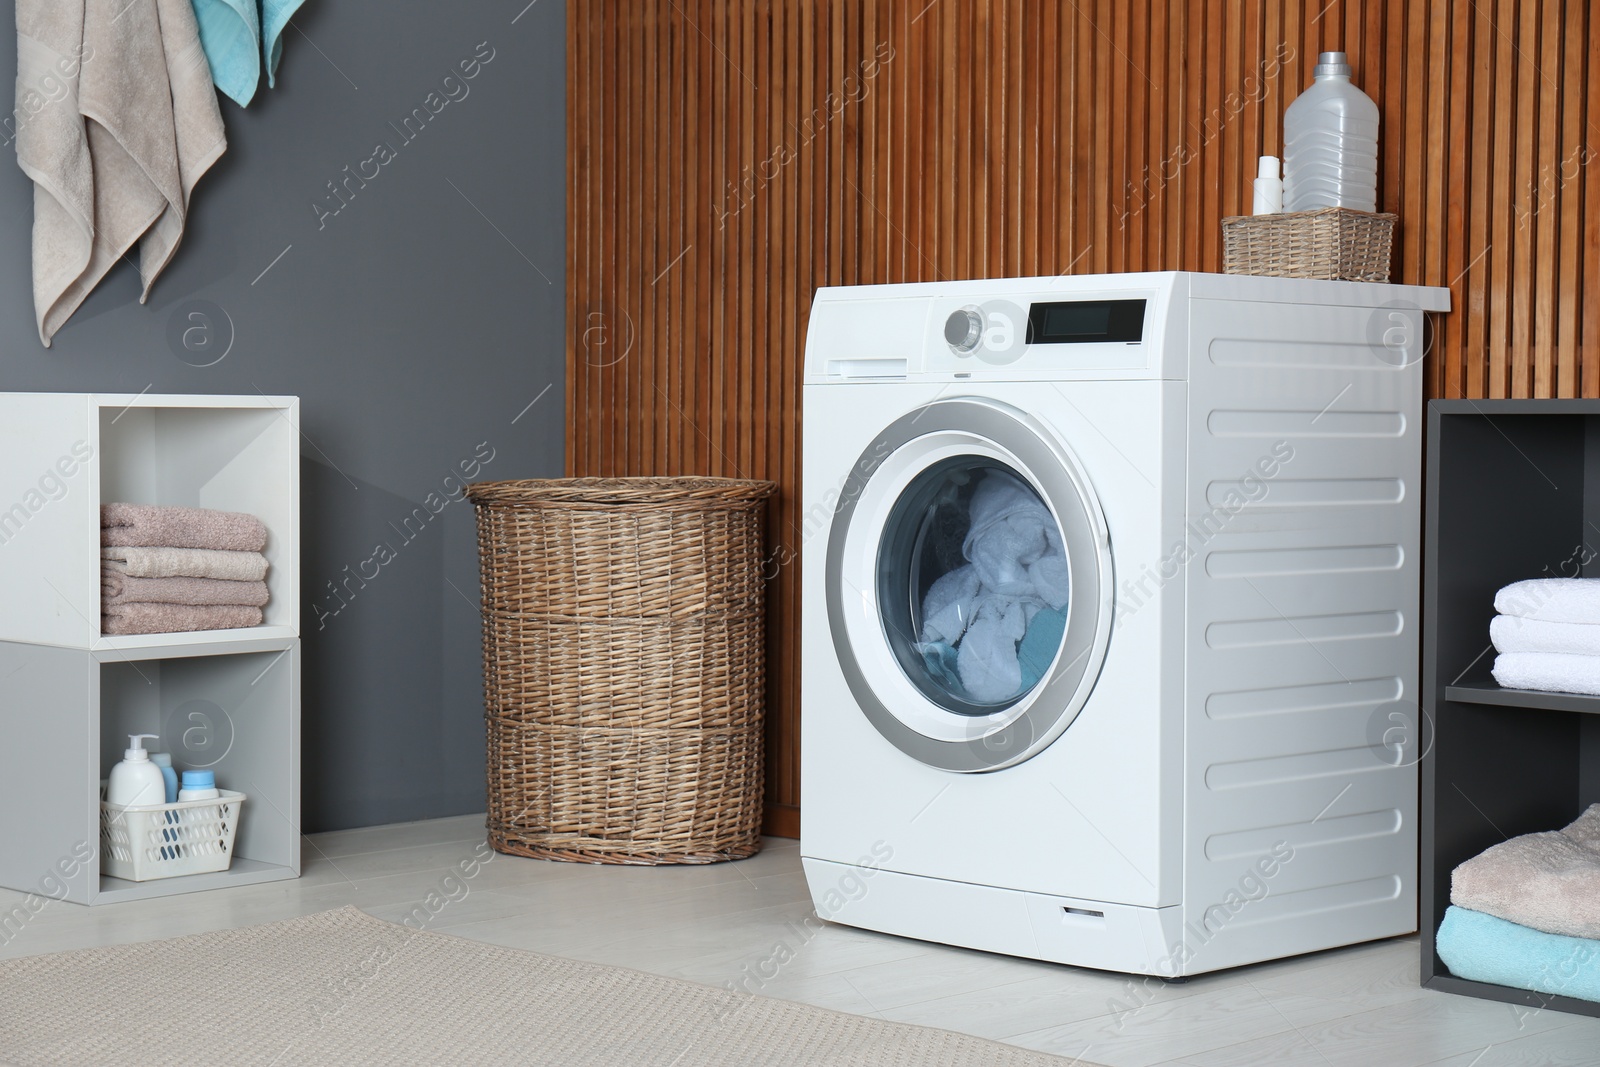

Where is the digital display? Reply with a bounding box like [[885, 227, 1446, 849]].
[[1026, 299, 1146, 345]]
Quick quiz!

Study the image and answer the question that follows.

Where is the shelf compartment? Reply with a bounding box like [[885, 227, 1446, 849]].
[[99, 402, 298, 634], [0, 393, 299, 650], [0, 640, 299, 905], [1421, 400, 1600, 1018], [96, 647, 300, 903]]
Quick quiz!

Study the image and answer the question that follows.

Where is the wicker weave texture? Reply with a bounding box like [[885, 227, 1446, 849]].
[[1221, 207, 1396, 282], [467, 477, 776, 865]]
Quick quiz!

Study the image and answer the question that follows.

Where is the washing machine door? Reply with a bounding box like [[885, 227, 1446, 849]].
[[826, 396, 1114, 772]]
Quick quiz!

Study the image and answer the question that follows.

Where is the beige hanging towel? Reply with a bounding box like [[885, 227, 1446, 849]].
[[14, 0, 226, 347]]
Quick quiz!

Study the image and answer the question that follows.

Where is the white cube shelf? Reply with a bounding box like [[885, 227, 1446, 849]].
[[0, 393, 301, 905], [0, 393, 300, 650]]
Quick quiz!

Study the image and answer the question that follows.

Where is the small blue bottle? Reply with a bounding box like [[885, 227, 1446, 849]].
[[149, 753, 180, 860], [149, 753, 179, 802]]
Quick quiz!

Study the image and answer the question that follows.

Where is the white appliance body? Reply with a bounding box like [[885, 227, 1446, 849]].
[[801, 271, 1451, 976]]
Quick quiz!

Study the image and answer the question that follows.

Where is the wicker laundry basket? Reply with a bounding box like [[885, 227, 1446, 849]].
[[467, 476, 777, 865], [1221, 206, 1396, 282]]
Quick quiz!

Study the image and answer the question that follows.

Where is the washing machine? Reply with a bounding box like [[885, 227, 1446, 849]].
[[800, 271, 1451, 976]]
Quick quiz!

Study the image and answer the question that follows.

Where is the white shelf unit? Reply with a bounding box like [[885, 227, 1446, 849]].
[[0, 394, 300, 904]]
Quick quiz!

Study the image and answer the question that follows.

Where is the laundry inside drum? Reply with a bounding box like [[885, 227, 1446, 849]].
[[876, 457, 1071, 713]]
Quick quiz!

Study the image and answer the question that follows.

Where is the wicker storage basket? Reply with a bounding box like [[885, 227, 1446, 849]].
[[1221, 206, 1396, 282], [467, 476, 777, 865]]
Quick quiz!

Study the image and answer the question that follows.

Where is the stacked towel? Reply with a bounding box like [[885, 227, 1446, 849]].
[[102, 571, 269, 608], [1436, 906, 1600, 1003], [103, 545, 269, 582], [1441, 805, 1600, 1004], [100, 504, 269, 635], [1489, 579, 1600, 696]]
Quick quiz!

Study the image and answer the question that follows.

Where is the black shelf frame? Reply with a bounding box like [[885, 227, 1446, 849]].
[[1421, 399, 1600, 1019]]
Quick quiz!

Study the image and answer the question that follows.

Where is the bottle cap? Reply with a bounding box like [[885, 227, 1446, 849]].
[[1257, 155, 1280, 180], [1315, 51, 1352, 78], [124, 734, 157, 761], [181, 769, 215, 790], [150, 753, 173, 767]]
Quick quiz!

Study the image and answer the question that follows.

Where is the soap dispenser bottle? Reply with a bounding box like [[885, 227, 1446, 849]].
[[106, 734, 165, 809]]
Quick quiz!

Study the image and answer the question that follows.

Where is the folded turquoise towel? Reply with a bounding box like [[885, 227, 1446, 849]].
[[191, 0, 307, 107], [1436, 905, 1600, 1003]]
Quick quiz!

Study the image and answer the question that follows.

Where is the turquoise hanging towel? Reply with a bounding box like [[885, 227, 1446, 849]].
[[262, 0, 308, 89], [191, 0, 261, 106], [190, 0, 307, 106]]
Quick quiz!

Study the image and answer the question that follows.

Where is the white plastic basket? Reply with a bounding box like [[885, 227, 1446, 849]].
[[99, 788, 246, 882]]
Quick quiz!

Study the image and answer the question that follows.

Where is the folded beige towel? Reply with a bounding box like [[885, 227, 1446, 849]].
[[16, 0, 226, 346], [102, 602, 261, 636], [101, 503, 267, 552], [102, 546, 269, 581], [1452, 803, 1600, 939], [102, 569, 268, 608]]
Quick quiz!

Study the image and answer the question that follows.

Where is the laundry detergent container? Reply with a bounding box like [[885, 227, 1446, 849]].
[[467, 477, 776, 864]]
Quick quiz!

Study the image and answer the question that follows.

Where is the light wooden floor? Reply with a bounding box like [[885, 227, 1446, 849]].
[[4, 817, 1598, 1066]]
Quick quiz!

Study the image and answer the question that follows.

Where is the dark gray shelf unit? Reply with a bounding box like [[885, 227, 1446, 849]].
[[1422, 399, 1600, 1019]]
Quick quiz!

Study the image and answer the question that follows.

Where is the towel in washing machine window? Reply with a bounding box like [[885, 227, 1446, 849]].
[[914, 470, 1070, 702]]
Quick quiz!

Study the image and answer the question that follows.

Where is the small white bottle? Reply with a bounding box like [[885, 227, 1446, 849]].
[[178, 769, 220, 801], [106, 734, 165, 810], [176, 770, 222, 861], [1252, 156, 1282, 215]]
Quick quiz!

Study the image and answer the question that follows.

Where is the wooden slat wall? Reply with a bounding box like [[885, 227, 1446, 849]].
[[567, 0, 1600, 837]]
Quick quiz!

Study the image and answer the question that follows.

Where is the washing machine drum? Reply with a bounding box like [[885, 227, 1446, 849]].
[[825, 397, 1114, 772]]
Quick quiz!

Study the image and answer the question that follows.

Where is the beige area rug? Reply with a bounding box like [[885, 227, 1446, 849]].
[[0, 907, 1096, 1066]]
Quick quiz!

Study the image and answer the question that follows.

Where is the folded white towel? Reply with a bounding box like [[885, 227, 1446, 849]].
[[1491, 651, 1600, 696], [1491, 614, 1600, 657], [1495, 578, 1600, 624]]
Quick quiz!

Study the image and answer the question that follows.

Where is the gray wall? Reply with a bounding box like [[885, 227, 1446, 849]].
[[0, 1, 565, 831]]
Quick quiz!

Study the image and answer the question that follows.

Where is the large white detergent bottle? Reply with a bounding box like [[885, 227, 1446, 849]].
[[106, 734, 166, 809], [1281, 51, 1379, 213]]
